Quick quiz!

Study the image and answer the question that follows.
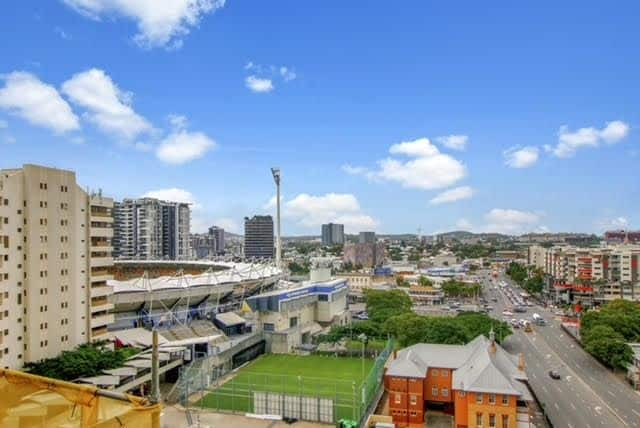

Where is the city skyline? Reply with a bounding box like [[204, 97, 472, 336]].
[[1, 1, 639, 236]]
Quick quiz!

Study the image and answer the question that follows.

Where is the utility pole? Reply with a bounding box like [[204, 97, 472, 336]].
[[271, 167, 281, 270]]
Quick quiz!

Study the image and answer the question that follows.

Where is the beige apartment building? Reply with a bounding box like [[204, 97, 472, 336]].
[[0, 164, 114, 369], [528, 244, 640, 302]]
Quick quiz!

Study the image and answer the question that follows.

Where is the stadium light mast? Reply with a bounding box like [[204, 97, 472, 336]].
[[271, 167, 282, 270]]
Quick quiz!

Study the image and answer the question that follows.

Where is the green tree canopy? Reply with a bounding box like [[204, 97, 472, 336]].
[[383, 312, 512, 347], [23, 342, 138, 381], [364, 289, 412, 324], [582, 325, 633, 370]]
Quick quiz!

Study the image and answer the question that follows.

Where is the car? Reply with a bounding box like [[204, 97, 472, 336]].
[[491, 297, 498, 302], [502, 310, 513, 316], [549, 370, 561, 380]]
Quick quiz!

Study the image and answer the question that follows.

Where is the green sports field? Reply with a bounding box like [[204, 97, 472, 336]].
[[198, 354, 374, 421]]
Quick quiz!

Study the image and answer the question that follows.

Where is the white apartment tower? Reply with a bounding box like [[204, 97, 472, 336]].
[[113, 198, 191, 260], [0, 164, 115, 369]]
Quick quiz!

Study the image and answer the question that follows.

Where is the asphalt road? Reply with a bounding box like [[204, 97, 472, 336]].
[[481, 274, 640, 428]]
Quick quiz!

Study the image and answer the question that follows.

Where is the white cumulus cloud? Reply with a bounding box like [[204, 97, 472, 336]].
[[62, 68, 152, 140], [156, 130, 216, 164], [436, 134, 468, 151], [504, 146, 539, 168], [282, 193, 378, 233], [483, 208, 541, 235], [0, 71, 79, 133], [346, 137, 466, 190], [62, 0, 225, 49], [245, 76, 274, 93], [430, 186, 474, 205], [549, 120, 630, 158]]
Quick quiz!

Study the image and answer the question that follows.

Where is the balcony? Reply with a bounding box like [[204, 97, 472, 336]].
[[90, 302, 114, 313], [91, 256, 113, 268], [91, 228, 114, 238], [90, 285, 114, 298], [91, 313, 115, 329], [91, 326, 110, 341]]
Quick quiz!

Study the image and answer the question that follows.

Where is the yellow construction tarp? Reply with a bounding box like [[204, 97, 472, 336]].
[[0, 369, 161, 428]]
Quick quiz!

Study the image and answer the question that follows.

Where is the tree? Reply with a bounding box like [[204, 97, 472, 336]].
[[24, 342, 136, 381], [582, 325, 633, 370], [396, 276, 410, 288], [364, 289, 412, 324], [455, 312, 512, 344], [418, 275, 433, 287], [383, 312, 511, 347]]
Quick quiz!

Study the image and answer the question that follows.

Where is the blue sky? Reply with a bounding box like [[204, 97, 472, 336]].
[[1, 1, 638, 235]]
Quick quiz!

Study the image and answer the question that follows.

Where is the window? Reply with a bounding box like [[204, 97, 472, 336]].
[[410, 394, 417, 405], [476, 412, 483, 428], [489, 394, 496, 405], [442, 369, 448, 377], [318, 294, 329, 301], [289, 317, 298, 328], [432, 387, 438, 396], [395, 393, 401, 404], [432, 369, 439, 377], [501, 395, 509, 406], [476, 393, 483, 404], [501, 415, 509, 428], [263, 323, 274, 332], [489, 414, 495, 428], [442, 387, 449, 397]]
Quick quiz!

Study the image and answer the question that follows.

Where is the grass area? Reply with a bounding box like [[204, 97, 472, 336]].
[[198, 354, 374, 421]]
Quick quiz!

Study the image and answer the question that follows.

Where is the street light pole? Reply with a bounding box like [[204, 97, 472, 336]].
[[271, 168, 281, 270]]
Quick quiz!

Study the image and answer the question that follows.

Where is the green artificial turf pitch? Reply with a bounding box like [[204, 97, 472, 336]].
[[198, 354, 375, 420]]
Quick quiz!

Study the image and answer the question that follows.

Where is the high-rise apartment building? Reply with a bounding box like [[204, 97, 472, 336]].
[[244, 215, 274, 259], [190, 225, 225, 259], [321, 223, 344, 246], [0, 164, 115, 369], [359, 231, 376, 244], [113, 198, 190, 260]]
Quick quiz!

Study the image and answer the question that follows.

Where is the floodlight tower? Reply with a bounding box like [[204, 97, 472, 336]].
[[271, 167, 282, 269]]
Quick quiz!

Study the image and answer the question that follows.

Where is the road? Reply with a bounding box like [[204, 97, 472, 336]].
[[482, 274, 640, 428]]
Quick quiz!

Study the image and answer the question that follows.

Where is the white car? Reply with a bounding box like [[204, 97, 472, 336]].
[[502, 310, 514, 316]]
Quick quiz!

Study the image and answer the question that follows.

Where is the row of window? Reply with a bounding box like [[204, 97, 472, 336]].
[[38, 183, 69, 193], [476, 412, 509, 428], [431, 368, 449, 377]]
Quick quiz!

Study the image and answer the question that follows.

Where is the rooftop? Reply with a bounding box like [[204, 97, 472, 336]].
[[387, 335, 531, 399]]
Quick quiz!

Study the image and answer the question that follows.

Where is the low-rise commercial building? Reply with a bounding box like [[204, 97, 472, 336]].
[[245, 279, 350, 353], [385, 333, 532, 428]]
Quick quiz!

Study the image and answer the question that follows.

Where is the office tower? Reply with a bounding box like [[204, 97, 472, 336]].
[[0, 164, 115, 369], [209, 226, 225, 254], [359, 231, 376, 244], [244, 215, 274, 259], [321, 223, 345, 246], [113, 198, 191, 260], [190, 225, 225, 259]]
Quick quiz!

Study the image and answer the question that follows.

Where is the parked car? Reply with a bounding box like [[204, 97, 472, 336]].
[[549, 370, 561, 380]]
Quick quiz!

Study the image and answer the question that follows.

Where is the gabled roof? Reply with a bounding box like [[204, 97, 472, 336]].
[[387, 334, 531, 399]]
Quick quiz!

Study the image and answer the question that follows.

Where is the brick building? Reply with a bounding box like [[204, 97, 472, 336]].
[[384, 333, 533, 427]]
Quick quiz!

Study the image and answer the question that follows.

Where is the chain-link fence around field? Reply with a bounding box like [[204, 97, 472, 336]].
[[178, 338, 394, 425]]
